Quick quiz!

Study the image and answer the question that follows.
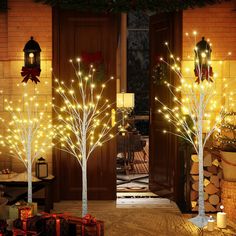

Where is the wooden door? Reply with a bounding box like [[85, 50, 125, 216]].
[[52, 10, 119, 200], [149, 12, 185, 207]]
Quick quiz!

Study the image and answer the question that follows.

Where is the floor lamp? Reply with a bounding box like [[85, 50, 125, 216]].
[[116, 92, 135, 134]]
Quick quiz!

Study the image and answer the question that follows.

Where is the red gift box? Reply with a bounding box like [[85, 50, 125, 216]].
[[18, 207, 32, 221], [67, 214, 104, 236], [40, 213, 70, 236]]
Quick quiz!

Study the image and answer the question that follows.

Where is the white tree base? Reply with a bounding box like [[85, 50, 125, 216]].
[[188, 215, 209, 228]]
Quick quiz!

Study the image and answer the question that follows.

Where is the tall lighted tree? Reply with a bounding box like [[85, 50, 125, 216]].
[[0, 85, 54, 203], [53, 59, 116, 216], [155, 33, 226, 227]]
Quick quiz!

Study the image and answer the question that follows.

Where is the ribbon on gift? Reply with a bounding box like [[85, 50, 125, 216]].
[[21, 66, 41, 84], [40, 212, 71, 236], [81, 214, 101, 236], [12, 228, 39, 236]]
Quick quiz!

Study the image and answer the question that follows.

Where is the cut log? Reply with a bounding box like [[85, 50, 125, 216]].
[[190, 190, 198, 201], [204, 178, 211, 187], [207, 165, 218, 174], [210, 175, 220, 188], [192, 175, 199, 181], [204, 153, 212, 167], [204, 192, 209, 201], [192, 202, 217, 212], [191, 154, 199, 162], [216, 203, 222, 211], [190, 162, 199, 174], [212, 159, 219, 167], [209, 194, 220, 205], [191, 201, 197, 208], [205, 183, 219, 195], [205, 202, 217, 212], [204, 170, 212, 177], [218, 171, 223, 180], [192, 182, 199, 191]]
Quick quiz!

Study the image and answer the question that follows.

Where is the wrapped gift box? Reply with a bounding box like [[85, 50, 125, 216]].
[[13, 215, 44, 235], [67, 214, 104, 236], [13, 213, 70, 236], [0, 219, 7, 234], [43, 214, 69, 236], [9, 202, 37, 220]]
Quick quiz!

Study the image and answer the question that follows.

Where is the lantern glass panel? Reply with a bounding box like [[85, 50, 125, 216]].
[[35, 157, 48, 179], [23, 37, 41, 69]]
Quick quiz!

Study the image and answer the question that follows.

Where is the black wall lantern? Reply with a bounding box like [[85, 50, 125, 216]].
[[194, 37, 213, 83], [35, 157, 48, 179], [21, 36, 41, 84]]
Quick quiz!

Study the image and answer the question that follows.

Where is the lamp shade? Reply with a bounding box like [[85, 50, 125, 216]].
[[116, 93, 135, 108]]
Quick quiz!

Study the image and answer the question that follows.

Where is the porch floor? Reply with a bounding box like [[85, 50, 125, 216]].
[[52, 200, 236, 236]]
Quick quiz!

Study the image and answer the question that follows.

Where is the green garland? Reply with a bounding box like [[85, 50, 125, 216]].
[[34, 0, 228, 12]]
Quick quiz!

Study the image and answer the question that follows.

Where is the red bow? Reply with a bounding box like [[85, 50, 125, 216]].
[[82, 214, 97, 225], [81, 52, 103, 65], [194, 66, 213, 83], [21, 67, 41, 84]]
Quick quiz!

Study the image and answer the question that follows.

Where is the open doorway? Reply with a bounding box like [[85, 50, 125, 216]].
[[116, 12, 152, 198], [116, 11, 185, 209]]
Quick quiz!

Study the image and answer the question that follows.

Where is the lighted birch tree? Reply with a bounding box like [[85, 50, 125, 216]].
[[0, 85, 54, 203], [155, 33, 226, 227], [53, 59, 116, 216]]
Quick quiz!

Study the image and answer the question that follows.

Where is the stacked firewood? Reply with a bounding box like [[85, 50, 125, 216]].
[[190, 150, 222, 212]]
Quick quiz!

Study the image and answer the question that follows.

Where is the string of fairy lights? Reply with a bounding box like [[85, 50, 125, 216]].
[[53, 58, 117, 165], [155, 31, 236, 150], [0, 83, 55, 167]]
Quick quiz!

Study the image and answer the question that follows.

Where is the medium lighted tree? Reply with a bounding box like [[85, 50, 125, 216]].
[[0, 85, 54, 203], [53, 59, 116, 216], [155, 33, 227, 227]]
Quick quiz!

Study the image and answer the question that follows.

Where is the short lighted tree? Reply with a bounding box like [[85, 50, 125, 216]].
[[155, 33, 227, 227], [54, 59, 116, 216], [0, 85, 54, 203]]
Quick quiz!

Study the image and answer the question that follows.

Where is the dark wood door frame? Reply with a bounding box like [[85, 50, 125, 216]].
[[149, 11, 184, 209], [52, 8, 119, 201]]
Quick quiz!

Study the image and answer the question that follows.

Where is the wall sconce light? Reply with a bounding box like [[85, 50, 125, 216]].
[[35, 157, 48, 179], [116, 92, 135, 133], [194, 37, 213, 83], [21, 36, 41, 84]]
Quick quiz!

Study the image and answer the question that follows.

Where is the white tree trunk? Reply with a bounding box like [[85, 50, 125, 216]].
[[27, 142, 32, 203], [81, 117, 88, 217], [82, 152, 88, 217], [189, 91, 208, 227], [198, 140, 205, 217]]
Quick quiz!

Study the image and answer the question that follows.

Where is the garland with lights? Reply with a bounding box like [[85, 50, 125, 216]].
[[34, 0, 227, 12]]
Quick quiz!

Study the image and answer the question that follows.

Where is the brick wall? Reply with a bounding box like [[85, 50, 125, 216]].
[[0, 0, 52, 174], [221, 180, 236, 220], [182, 1, 236, 115], [183, 1, 236, 60]]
